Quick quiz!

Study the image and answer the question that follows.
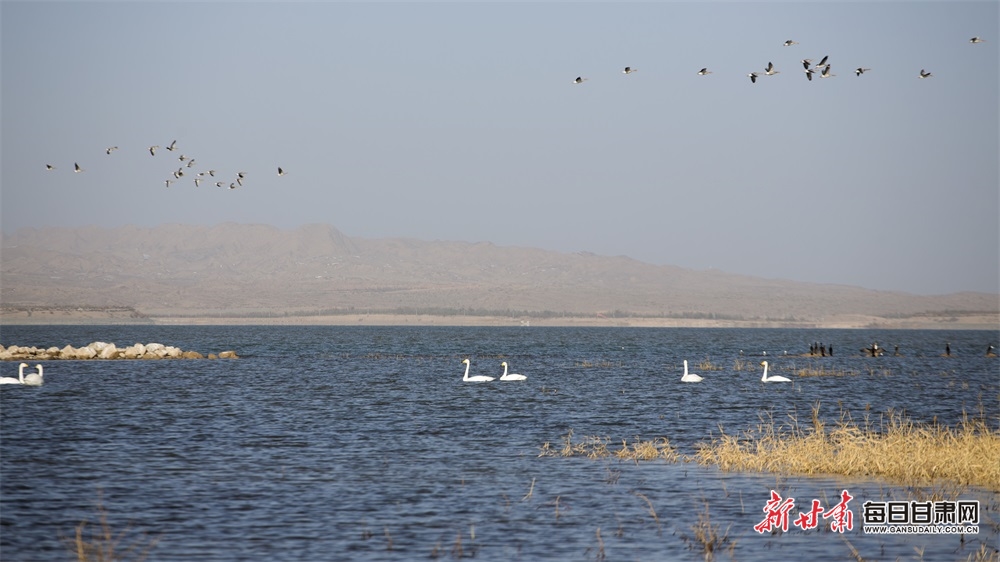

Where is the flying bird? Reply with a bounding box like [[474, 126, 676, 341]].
[[970, 36, 985, 43], [277, 167, 286, 176], [855, 67, 871, 76], [764, 61, 780, 76], [165, 179, 173, 187], [919, 69, 932, 78], [801, 59, 813, 69], [804, 68, 815, 81], [74, 163, 84, 173], [815, 55, 829, 69], [215, 182, 225, 188], [748, 72, 759, 83], [173, 168, 184, 179], [166, 140, 178, 151], [697, 67, 712, 75], [573, 76, 588, 84], [149, 145, 159, 156], [229, 183, 238, 190], [45, 164, 55, 170], [820, 65, 836, 78], [622, 66, 637, 74], [105, 146, 118, 155], [194, 178, 202, 187], [783, 39, 798, 46]]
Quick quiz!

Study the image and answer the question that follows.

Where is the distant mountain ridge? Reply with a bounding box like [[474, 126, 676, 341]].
[[1, 223, 997, 326]]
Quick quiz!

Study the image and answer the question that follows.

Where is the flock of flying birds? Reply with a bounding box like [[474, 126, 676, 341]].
[[43, 36, 987, 182], [572, 36, 987, 84], [44, 138, 286, 190]]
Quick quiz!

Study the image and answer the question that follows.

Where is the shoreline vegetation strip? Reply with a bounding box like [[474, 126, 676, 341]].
[[540, 406, 1000, 492]]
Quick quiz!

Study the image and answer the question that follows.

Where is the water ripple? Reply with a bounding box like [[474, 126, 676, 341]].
[[2, 326, 997, 560]]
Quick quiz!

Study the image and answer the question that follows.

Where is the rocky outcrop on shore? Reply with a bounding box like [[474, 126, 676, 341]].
[[0, 342, 239, 361]]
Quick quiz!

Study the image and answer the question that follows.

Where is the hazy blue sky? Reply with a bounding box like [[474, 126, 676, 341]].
[[2, 1, 997, 296]]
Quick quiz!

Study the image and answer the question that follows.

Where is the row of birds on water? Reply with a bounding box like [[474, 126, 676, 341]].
[[861, 342, 998, 358], [464, 342, 998, 384], [571, 36, 987, 85], [7, 348, 994, 387], [460, 358, 787, 384], [43, 139, 287, 190], [0, 363, 44, 386]]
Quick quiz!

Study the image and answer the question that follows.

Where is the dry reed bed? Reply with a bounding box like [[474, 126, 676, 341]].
[[539, 430, 680, 462], [543, 407, 1000, 491]]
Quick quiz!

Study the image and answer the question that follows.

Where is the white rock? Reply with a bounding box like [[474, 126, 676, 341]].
[[98, 343, 119, 359]]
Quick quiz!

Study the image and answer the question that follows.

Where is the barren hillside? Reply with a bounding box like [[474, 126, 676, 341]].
[[1, 223, 997, 327]]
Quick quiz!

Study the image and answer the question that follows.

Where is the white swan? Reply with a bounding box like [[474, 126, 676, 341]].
[[499, 362, 527, 381], [760, 361, 790, 383], [680, 360, 703, 382], [23, 364, 43, 386], [0, 363, 28, 385], [462, 359, 494, 382]]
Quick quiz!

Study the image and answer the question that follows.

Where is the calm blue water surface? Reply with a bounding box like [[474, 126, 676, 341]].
[[1, 326, 997, 561]]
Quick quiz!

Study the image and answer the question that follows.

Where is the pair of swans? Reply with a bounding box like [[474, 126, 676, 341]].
[[461, 359, 527, 382], [0, 363, 44, 386], [678, 360, 790, 383]]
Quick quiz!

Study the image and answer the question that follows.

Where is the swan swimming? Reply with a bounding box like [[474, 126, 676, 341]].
[[462, 359, 494, 382], [499, 362, 527, 381], [680, 360, 703, 382], [0, 363, 28, 385], [759, 361, 791, 383], [23, 364, 43, 386]]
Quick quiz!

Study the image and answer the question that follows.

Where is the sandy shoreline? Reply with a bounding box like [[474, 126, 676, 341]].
[[1, 310, 997, 330]]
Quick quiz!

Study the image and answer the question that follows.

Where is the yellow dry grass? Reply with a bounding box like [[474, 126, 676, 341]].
[[794, 366, 859, 377], [542, 406, 1000, 492], [63, 493, 160, 562], [694, 405, 1000, 491], [539, 430, 679, 462]]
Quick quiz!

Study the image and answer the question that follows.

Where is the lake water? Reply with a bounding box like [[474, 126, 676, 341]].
[[1, 325, 997, 561]]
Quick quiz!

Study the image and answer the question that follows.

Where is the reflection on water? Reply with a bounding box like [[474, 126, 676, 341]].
[[1, 326, 997, 561]]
